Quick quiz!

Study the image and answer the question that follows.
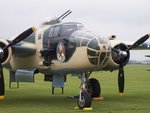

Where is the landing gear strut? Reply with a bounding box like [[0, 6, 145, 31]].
[[77, 72, 92, 109]]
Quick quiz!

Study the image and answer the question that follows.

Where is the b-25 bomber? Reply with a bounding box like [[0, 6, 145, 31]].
[[0, 10, 149, 109]]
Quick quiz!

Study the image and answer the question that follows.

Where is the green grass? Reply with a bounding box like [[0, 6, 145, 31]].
[[1, 64, 150, 113]]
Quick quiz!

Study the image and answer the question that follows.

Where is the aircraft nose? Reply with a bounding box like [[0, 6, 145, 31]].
[[87, 36, 111, 67]]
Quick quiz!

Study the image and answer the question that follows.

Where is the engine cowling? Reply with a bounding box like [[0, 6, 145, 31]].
[[0, 39, 12, 66], [103, 43, 130, 71]]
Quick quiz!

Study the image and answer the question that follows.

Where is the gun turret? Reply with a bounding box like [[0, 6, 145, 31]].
[[41, 10, 72, 26]]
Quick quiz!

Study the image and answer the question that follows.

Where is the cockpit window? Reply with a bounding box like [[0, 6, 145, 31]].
[[49, 27, 54, 38], [48, 26, 60, 38], [53, 26, 60, 37], [48, 23, 84, 38], [60, 24, 78, 37]]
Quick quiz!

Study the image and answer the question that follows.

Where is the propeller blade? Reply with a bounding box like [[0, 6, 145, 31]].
[[0, 63, 4, 100], [126, 34, 150, 51], [118, 66, 125, 96], [118, 61, 125, 96], [3, 27, 35, 51]]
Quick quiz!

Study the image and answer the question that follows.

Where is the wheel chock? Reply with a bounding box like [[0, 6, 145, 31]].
[[0, 96, 5, 100], [74, 107, 79, 110], [93, 97, 104, 101], [83, 108, 93, 111], [119, 93, 124, 96], [74, 107, 93, 110]]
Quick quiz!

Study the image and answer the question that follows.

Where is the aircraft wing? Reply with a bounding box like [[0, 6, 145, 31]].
[[7, 33, 36, 57]]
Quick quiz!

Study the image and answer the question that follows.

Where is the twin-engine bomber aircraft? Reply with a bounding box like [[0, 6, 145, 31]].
[[0, 10, 150, 109]]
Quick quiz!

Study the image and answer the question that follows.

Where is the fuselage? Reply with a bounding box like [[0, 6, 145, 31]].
[[8, 21, 111, 74]]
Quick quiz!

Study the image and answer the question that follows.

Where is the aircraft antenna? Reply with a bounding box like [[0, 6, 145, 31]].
[[58, 10, 72, 20]]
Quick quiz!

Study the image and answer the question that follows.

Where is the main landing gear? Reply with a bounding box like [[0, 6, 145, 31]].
[[77, 72, 101, 109]]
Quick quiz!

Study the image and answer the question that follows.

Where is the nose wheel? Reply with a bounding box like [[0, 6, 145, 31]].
[[77, 92, 91, 109]]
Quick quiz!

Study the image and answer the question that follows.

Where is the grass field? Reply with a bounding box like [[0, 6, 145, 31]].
[[1, 64, 150, 113]]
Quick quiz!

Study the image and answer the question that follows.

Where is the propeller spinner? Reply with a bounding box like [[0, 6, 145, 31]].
[[0, 27, 35, 100]]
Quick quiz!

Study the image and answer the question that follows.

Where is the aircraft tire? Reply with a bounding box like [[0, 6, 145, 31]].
[[77, 92, 92, 109], [87, 78, 101, 98]]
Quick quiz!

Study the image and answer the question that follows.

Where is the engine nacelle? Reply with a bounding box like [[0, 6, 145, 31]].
[[103, 42, 130, 71], [0, 39, 12, 66]]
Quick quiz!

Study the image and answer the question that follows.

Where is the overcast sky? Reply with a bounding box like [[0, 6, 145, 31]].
[[0, 0, 150, 60]]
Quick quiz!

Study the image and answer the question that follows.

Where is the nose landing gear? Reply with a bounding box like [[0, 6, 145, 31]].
[[77, 72, 91, 109], [77, 72, 101, 109]]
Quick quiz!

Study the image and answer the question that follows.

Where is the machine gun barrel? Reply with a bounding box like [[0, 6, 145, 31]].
[[58, 10, 72, 20]]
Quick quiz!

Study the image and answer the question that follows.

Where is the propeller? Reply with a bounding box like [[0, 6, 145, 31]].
[[112, 34, 150, 96], [0, 27, 35, 100]]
